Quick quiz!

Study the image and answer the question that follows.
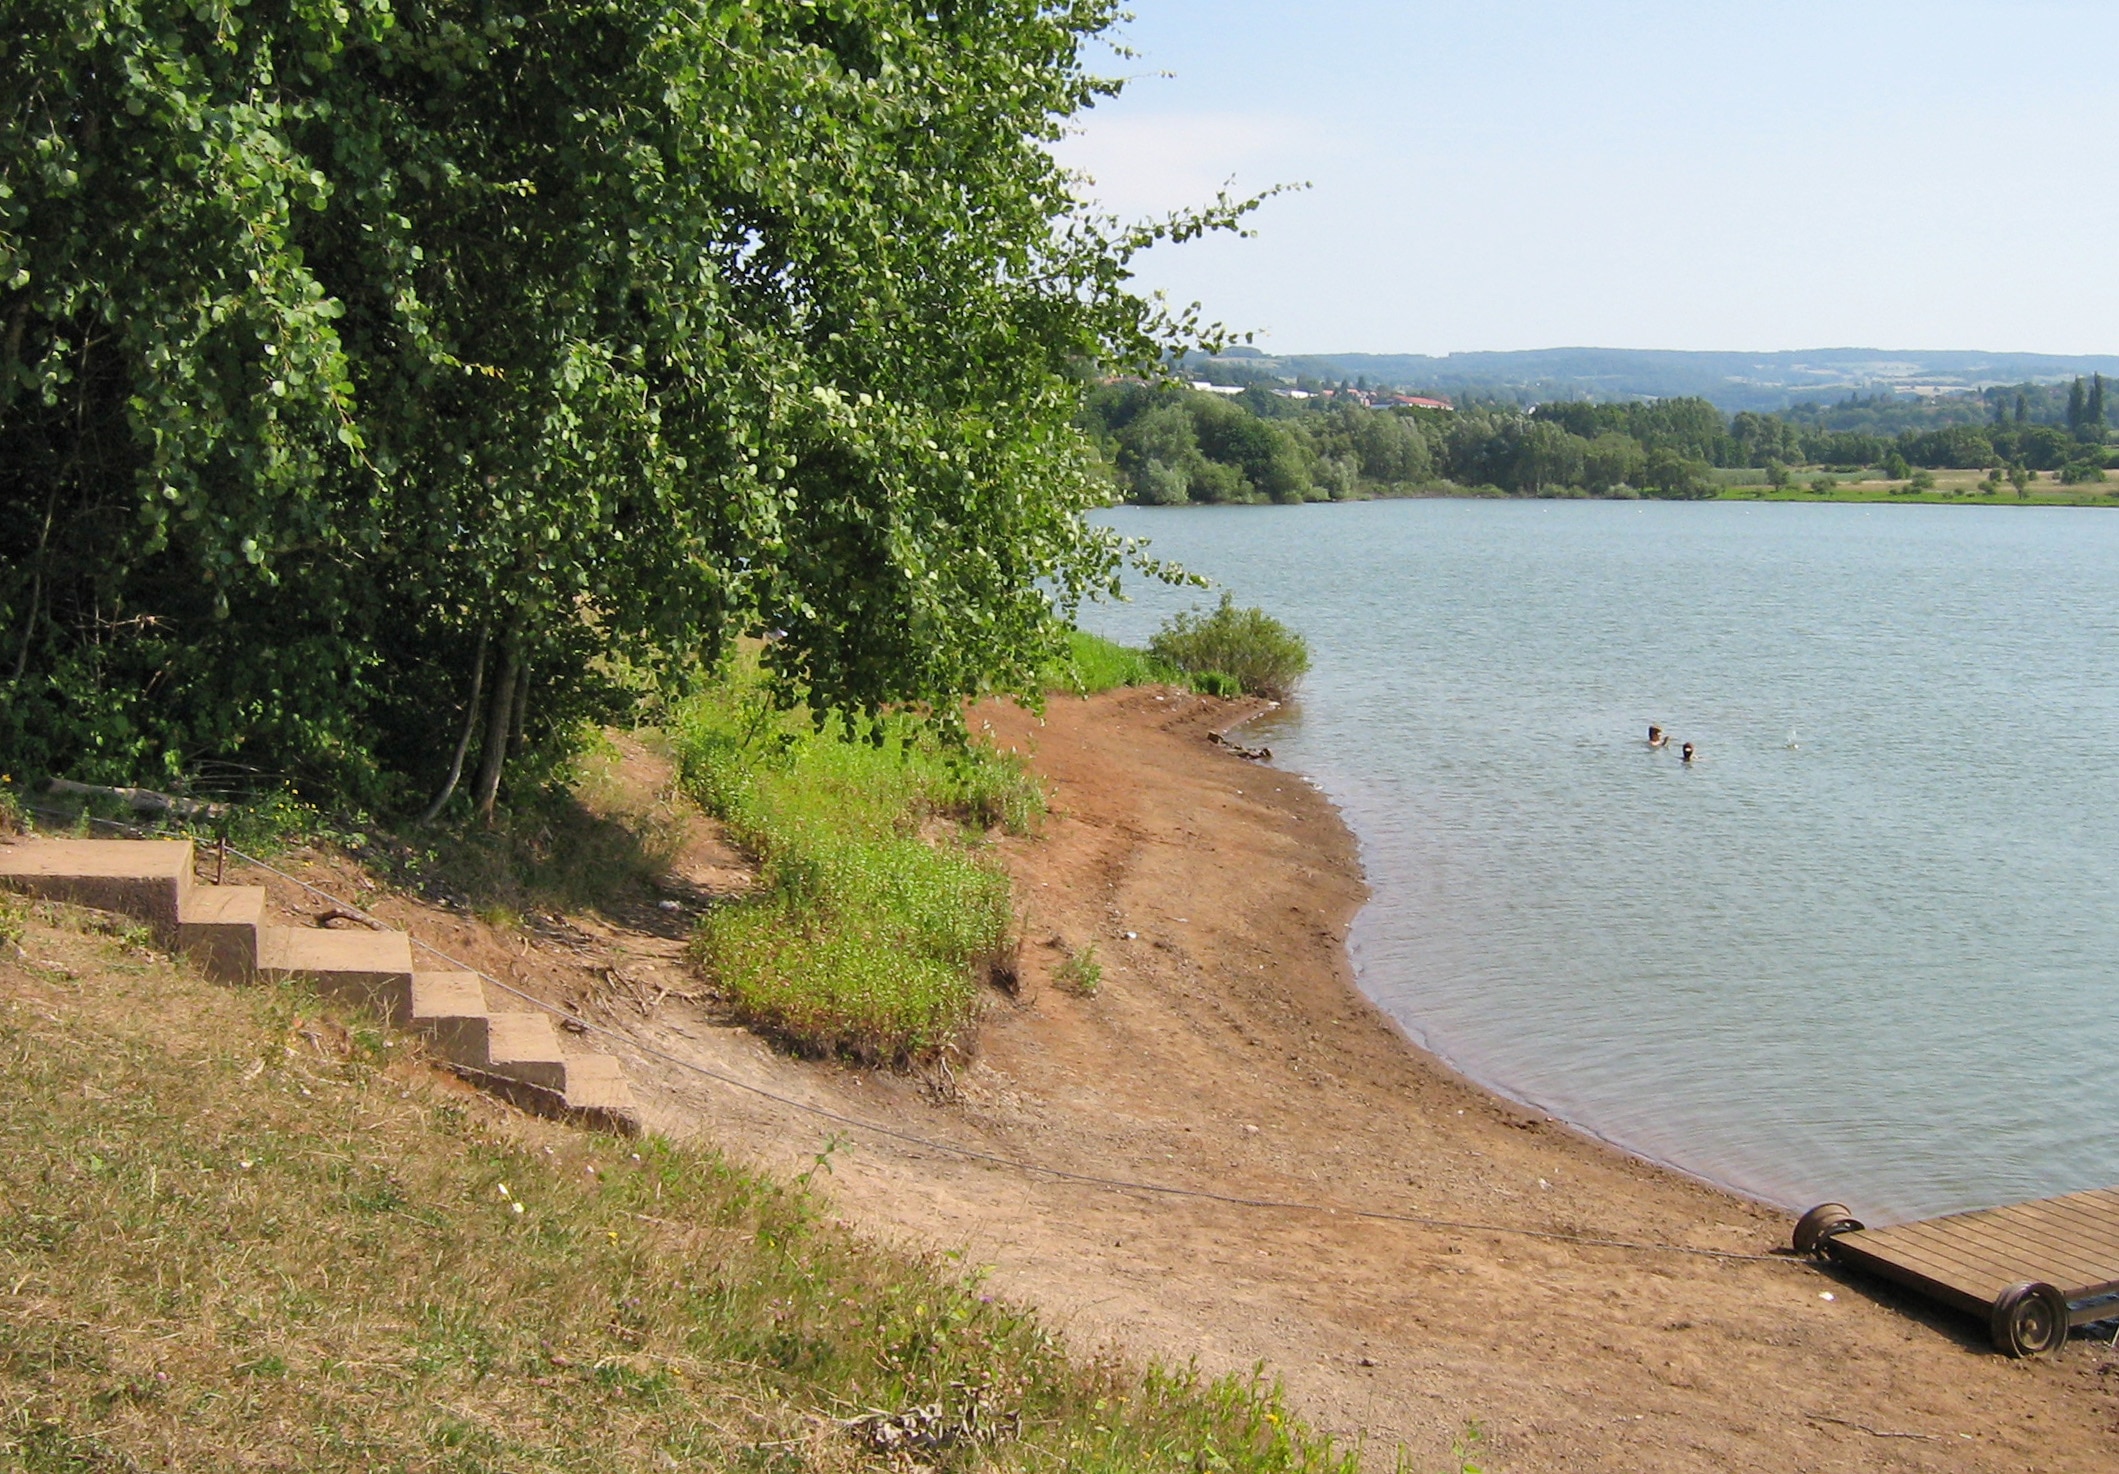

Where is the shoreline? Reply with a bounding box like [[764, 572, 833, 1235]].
[[605, 686, 2113, 1469], [1113, 486, 2119, 509], [1211, 697, 1773, 1209], [1225, 696, 1814, 1220]]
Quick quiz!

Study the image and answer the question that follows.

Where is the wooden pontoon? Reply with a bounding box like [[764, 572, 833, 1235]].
[[1795, 1190, 2119, 1356]]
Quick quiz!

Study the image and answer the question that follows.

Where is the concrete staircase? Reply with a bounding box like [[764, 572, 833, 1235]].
[[0, 837, 638, 1133]]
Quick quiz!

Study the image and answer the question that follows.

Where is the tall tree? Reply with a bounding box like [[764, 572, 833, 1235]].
[[2067, 378, 2088, 432], [2, 0, 1253, 805], [2090, 374, 2107, 432]]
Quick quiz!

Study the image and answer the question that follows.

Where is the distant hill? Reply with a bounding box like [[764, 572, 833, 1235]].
[[1187, 347, 2119, 414]]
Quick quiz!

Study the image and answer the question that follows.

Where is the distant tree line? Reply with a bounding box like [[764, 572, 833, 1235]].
[[1085, 376, 2115, 504]]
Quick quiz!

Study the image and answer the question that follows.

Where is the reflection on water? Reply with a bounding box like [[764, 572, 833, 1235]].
[[1086, 500, 2119, 1222]]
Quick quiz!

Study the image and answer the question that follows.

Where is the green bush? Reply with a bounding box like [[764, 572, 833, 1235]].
[[1148, 595, 1311, 703], [671, 661, 1037, 1062], [2059, 461, 2107, 485]]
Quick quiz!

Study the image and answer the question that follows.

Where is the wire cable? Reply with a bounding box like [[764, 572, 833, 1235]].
[[12, 802, 1799, 1266]]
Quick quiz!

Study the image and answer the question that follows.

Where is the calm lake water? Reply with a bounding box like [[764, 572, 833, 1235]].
[[1085, 500, 2119, 1223]]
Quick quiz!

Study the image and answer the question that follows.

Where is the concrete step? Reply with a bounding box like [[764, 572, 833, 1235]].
[[175, 885, 267, 976], [0, 836, 639, 1134], [481, 1012, 568, 1092], [553, 1051, 638, 1114], [0, 836, 196, 936], [255, 925, 415, 1017], [405, 970, 486, 1030]]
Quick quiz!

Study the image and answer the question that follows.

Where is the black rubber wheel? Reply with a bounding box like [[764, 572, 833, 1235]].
[[1792, 1202, 1864, 1257], [1990, 1281, 2069, 1358]]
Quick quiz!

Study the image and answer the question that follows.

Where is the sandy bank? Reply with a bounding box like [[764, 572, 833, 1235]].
[[263, 692, 2119, 1469]]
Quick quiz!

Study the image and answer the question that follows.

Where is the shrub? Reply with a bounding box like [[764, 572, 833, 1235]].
[[2059, 461, 2107, 485], [1149, 595, 1311, 703]]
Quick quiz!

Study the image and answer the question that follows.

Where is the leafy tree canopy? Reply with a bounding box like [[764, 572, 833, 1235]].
[[2, 0, 1245, 808]]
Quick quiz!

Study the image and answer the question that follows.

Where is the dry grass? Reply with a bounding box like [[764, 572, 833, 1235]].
[[0, 902, 1359, 1473]]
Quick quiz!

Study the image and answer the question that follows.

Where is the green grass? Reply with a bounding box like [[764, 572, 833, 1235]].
[[1716, 466, 2119, 507], [0, 904, 1362, 1473], [1047, 629, 1186, 694], [670, 662, 1041, 1064], [1053, 942, 1102, 997], [1047, 629, 1242, 698]]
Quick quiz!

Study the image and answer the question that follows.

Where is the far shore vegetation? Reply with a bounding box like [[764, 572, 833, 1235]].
[[1087, 372, 2119, 506]]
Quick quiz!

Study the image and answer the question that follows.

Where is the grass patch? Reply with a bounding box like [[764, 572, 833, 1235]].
[[1054, 942, 1102, 998], [0, 907, 1360, 1472], [1716, 466, 2119, 507], [671, 662, 1040, 1064], [1045, 630, 1243, 698], [373, 744, 689, 917], [1047, 629, 1184, 694], [1149, 595, 1312, 703]]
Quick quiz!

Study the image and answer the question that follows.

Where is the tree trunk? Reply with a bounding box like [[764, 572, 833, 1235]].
[[418, 627, 488, 823], [11, 488, 59, 683], [509, 654, 531, 756], [472, 634, 521, 824]]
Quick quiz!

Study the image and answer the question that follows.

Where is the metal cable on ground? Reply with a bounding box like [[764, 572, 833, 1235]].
[[15, 804, 1799, 1267]]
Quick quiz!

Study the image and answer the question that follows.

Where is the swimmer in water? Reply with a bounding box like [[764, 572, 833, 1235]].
[[1647, 725, 1668, 748], [1681, 741, 1696, 764]]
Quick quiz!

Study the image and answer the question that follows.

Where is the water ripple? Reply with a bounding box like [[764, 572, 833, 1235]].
[[1089, 500, 2119, 1222]]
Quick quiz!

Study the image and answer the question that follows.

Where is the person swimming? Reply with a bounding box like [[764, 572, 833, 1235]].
[[1647, 725, 1668, 748], [1681, 741, 1696, 764]]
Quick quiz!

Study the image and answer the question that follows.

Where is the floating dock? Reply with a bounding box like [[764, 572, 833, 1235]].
[[1796, 1190, 2119, 1356]]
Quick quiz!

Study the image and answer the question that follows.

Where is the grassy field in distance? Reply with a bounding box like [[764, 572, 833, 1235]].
[[1716, 465, 2119, 506]]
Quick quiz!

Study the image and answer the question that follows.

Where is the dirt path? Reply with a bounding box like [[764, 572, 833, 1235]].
[[260, 699, 2119, 1470]]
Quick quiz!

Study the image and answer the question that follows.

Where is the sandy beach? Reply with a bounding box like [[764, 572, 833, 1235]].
[[259, 688, 2119, 1470]]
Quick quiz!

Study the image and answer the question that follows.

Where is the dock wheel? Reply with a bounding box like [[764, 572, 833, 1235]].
[[1990, 1282, 2069, 1358], [1792, 1202, 1864, 1257]]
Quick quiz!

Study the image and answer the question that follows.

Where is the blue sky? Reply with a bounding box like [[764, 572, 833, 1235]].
[[1055, 1, 2119, 355]]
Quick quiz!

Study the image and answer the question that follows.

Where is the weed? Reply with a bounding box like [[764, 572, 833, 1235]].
[[1149, 595, 1311, 703], [0, 894, 21, 952], [1054, 942, 1102, 997], [672, 659, 1038, 1063]]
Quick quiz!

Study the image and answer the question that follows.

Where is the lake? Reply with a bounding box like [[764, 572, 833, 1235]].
[[1084, 499, 2119, 1223]]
